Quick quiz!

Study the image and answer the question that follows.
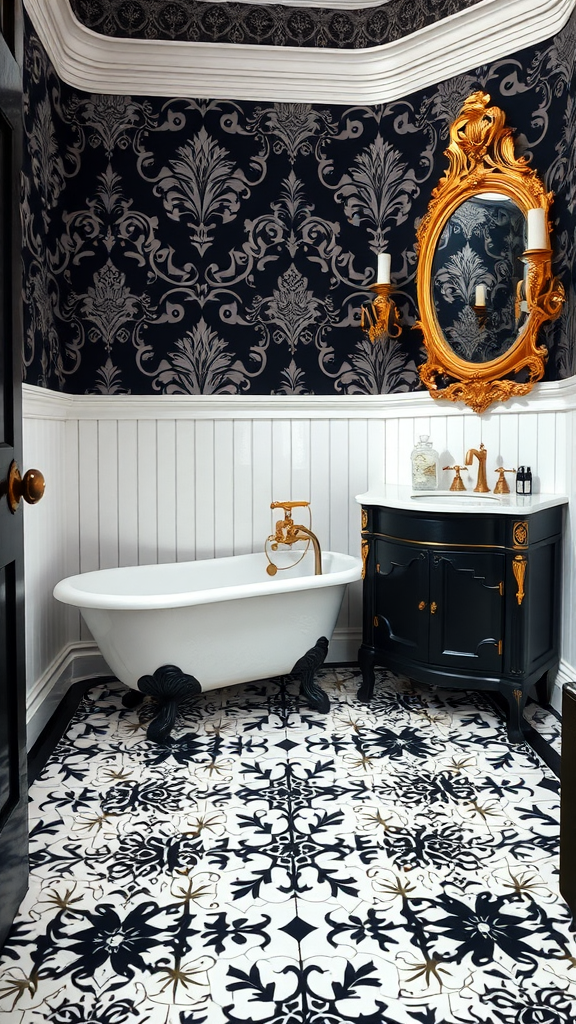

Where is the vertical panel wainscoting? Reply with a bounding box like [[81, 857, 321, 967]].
[[22, 391, 82, 747], [22, 381, 576, 739]]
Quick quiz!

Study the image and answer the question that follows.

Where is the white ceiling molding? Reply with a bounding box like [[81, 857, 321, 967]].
[[23, 0, 576, 104]]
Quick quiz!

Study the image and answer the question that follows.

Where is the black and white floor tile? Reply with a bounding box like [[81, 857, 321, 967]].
[[1, 669, 575, 1023], [523, 700, 563, 756]]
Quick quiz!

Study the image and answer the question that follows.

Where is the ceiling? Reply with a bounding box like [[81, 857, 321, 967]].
[[24, 0, 575, 103]]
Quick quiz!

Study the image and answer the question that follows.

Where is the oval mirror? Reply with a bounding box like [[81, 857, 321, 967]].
[[432, 193, 527, 364], [415, 92, 565, 414]]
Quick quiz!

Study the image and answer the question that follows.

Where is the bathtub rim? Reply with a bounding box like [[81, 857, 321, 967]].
[[53, 550, 362, 611]]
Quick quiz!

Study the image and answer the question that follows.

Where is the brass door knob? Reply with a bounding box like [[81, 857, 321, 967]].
[[5, 460, 45, 512]]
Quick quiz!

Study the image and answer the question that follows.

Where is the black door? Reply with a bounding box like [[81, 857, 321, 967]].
[[0, 1, 28, 951], [429, 551, 504, 672], [373, 539, 429, 659]]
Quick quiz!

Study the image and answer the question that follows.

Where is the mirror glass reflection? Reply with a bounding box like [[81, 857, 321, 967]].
[[431, 193, 527, 364]]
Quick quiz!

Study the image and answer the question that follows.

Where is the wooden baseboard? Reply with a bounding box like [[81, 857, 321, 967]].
[[554, 660, 576, 714], [27, 642, 111, 750]]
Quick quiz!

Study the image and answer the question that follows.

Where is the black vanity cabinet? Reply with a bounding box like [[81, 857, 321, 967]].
[[358, 499, 565, 742]]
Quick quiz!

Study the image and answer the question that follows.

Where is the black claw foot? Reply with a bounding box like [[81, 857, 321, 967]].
[[122, 689, 145, 709], [291, 636, 330, 713], [137, 664, 202, 742]]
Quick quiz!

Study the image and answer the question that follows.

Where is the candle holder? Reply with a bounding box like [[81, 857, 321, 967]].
[[523, 248, 565, 323], [361, 283, 402, 345], [514, 279, 525, 325], [471, 303, 488, 329]]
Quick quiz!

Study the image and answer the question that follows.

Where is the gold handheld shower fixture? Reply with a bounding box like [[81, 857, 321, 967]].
[[265, 501, 323, 576]]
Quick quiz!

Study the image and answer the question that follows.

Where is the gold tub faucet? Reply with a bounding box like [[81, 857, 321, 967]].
[[268, 501, 323, 575], [465, 443, 489, 493]]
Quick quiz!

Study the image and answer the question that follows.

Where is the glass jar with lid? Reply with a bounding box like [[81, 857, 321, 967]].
[[411, 435, 439, 491]]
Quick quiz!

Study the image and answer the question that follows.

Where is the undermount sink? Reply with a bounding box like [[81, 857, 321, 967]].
[[411, 492, 501, 505]]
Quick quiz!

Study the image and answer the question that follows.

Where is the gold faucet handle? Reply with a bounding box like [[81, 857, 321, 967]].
[[270, 501, 310, 513], [493, 468, 516, 494], [443, 465, 467, 492]]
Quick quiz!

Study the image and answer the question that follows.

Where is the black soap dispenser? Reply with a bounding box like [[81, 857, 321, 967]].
[[516, 466, 525, 494], [524, 466, 533, 495]]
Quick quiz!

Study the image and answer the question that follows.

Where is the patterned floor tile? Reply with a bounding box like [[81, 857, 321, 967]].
[[524, 700, 563, 754], [1, 669, 574, 1024]]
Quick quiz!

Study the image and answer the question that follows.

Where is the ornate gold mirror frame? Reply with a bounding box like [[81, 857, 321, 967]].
[[415, 92, 565, 414]]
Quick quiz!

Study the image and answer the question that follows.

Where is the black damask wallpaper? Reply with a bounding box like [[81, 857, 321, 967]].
[[22, 13, 576, 395], [68, 0, 483, 49]]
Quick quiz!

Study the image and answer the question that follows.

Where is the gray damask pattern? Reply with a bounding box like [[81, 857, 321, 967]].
[[68, 0, 484, 48], [21, 13, 576, 395]]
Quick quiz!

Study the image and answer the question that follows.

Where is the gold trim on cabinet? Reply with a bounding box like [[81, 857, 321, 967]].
[[512, 555, 527, 606], [373, 615, 379, 627], [513, 688, 523, 704], [418, 601, 427, 611], [415, 92, 565, 415], [499, 581, 504, 596], [513, 521, 529, 548], [430, 601, 438, 615], [361, 538, 369, 580], [369, 529, 508, 552], [361, 509, 368, 531], [497, 640, 503, 656]]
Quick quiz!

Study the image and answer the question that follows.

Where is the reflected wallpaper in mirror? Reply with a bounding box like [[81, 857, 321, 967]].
[[432, 194, 526, 364]]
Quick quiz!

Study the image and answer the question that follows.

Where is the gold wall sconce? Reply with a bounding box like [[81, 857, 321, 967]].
[[361, 253, 402, 344]]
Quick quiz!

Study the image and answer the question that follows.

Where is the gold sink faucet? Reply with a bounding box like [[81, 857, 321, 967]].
[[268, 501, 322, 575], [494, 467, 516, 494], [465, 443, 489, 493], [443, 465, 467, 491]]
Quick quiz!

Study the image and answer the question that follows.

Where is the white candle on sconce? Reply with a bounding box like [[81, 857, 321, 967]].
[[527, 208, 548, 250], [475, 284, 487, 307], [377, 252, 391, 284]]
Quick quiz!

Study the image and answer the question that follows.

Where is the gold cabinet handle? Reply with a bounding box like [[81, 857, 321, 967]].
[[430, 601, 438, 615], [4, 460, 45, 513], [418, 601, 427, 611]]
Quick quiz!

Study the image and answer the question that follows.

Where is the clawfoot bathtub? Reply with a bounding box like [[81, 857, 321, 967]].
[[54, 550, 362, 741]]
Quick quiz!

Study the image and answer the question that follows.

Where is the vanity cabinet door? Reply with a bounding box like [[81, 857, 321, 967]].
[[373, 540, 429, 660], [429, 551, 504, 672]]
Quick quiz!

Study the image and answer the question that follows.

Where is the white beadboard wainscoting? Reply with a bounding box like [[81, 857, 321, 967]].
[[22, 381, 576, 745]]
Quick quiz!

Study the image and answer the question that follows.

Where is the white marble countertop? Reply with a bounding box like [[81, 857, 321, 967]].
[[356, 485, 568, 516]]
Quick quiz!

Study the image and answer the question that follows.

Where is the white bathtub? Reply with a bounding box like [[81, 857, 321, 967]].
[[54, 550, 361, 738]]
